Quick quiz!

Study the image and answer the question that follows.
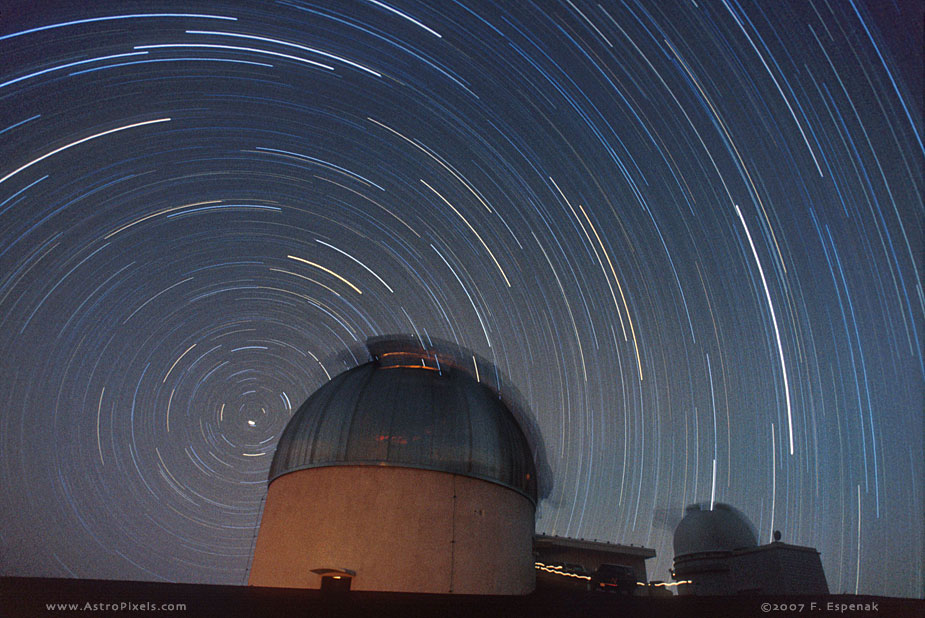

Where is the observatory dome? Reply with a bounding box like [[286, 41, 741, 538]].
[[269, 350, 538, 502], [673, 503, 758, 557]]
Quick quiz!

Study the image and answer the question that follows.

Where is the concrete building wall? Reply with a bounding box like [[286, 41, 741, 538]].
[[248, 465, 535, 594], [731, 545, 829, 595], [673, 553, 734, 596], [450, 471, 536, 594], [674, 544, 828, 595]]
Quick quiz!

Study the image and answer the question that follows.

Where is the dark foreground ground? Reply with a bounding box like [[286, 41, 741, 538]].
[[1, 577, 921, 618]]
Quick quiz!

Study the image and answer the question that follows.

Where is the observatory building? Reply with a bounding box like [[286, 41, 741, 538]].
[[671, 503, 828, 595], [248, 339, 539, 594]]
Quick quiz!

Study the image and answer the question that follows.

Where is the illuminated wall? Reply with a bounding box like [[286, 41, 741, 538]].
[[248, 465, 536, 594]]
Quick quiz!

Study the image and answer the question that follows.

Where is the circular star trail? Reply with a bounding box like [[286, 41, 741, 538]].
[[0, 0, 921, 596]]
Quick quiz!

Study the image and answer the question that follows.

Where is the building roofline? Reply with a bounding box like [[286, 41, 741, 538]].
[[534, 534, 656, 558], [673, 541, 822, 562], [734, 541, 821, 555]]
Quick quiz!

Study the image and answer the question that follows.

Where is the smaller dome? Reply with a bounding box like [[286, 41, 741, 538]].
[[673, 503, 758, 557]]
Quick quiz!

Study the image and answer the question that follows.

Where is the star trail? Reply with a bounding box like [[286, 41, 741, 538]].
[[0, 0, 921, 597]]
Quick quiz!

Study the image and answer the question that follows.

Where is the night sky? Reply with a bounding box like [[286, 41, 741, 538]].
[[0, 0, 921, 598]]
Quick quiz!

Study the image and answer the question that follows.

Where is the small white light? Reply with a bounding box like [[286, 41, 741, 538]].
[[247, 420, 256, 427]]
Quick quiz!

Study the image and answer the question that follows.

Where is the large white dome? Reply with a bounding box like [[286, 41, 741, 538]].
[[269, 339, 539, 502]]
